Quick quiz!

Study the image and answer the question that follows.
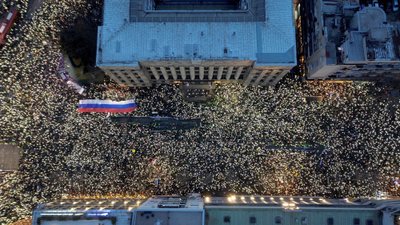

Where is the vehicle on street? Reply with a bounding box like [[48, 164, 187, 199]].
[[0, 7, 19, 46]]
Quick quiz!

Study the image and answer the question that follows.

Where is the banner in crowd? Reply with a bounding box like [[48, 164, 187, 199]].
[[57, 54, 70, 81], [77, 99, 137, 113], [67, 80, 85, 95], [58, 54, 86, 95]]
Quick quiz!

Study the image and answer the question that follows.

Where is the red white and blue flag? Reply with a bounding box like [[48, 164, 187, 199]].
[[77, 99, 138, 113]]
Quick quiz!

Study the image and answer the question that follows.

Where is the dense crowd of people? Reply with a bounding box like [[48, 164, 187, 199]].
[[0, 0, 400, 224]]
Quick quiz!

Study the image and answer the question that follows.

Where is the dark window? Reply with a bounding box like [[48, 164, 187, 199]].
[[275, 216, 282, 224], [327, 218, 334, 225], [301, 217, 308, 225], [224, 216, 230, 223], [249, 216, 256, 224], [354, 218, 360, 225], [366, 220, 373, 225]]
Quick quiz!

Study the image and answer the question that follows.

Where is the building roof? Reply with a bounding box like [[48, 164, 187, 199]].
[[341, 7, 398, 63], [97, 0, 296, 67], [36, 199, 143, 211], [204, 196, 380, 209]]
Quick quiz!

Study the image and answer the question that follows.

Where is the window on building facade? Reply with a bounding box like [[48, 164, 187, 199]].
[[301, 217, 308, 225], [275, 216, 282, 224], [327, 217, 334, 225], [354, 218, 360, 225], [366, 220, 373, 225], [223, 216, 230, 223], [249, 216, 256, 224]]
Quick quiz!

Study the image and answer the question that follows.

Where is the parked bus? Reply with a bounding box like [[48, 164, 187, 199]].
[[0, 7, 19, 46]]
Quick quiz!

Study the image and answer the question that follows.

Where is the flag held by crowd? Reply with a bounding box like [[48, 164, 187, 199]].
[[77, 99, 137, 113]]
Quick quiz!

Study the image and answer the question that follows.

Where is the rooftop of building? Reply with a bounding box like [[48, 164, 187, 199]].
[[96, 0, 296, 67], [36, 199, 143, 211], [318, 2, 400, 65], [204, 195, 400, 209], [342, 6, 399, 63]]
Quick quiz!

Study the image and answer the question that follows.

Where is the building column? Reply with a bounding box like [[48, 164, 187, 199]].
[[261, 69, 279, 86], [116, 70, 134, 86], [170, 67, 177, 80], [180, 66, 186, 80], [150, 66, 160, 80], [190, 66, 195, 80], [136, 70, 152, 87], [269, 70, 288, 86], [208, 66, 214, 80], [217, 66, 224, 80], [226, 66, 234, 80], [253, 70, 268, 85], [127, 73, 140, 86], [234, 67, 244, 80], [243, 69, 258, 86], [107, 72, 124, 85], [199, 66, 204, 80], [160, 66, 169, 80]]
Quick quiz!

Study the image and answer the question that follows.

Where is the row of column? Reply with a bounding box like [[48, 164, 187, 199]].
[[243, 69, 288, 86], [148, 66, 245, 81], [106, 67, 289, 87], [107, 70, 151, 87]]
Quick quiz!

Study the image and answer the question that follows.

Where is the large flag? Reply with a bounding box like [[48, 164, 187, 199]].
[[77, 99, 137, 113]]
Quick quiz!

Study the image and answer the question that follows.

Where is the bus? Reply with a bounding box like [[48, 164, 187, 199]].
[[0, 7, 19, 46]]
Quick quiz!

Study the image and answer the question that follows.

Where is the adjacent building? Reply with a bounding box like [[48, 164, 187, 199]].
[[96, 0, 297, 87], [303, 0, 400, 81], [32, 194, 400, 225]]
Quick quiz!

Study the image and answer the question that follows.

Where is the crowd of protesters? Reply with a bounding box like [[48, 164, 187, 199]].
[[0, 0, 400, 224]]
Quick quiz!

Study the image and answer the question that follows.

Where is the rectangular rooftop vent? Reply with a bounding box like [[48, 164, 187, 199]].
[[157, 197, 187, 208], [147, 0, 247, 10]]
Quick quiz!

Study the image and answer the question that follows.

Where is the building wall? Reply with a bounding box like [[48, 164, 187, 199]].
[[308, 63, 400, 80], [32, 210, 133, 225], [31, 206, 391, 225], [101, 61, 291, 87], [205, 208, 380, 225]]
